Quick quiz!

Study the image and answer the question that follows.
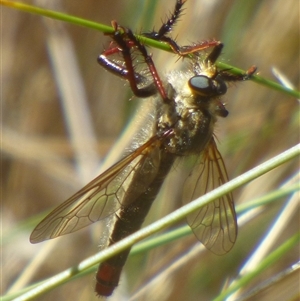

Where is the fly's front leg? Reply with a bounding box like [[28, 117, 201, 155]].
[[220, 65, 257, 82], [203, 43, 257, 81]]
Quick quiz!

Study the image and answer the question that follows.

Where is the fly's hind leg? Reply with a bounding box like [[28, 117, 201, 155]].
[[98, 21, 170, 101]]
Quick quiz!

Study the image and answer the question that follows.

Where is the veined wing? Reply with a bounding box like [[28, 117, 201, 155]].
[[30, 135, 163, 243], [183, 138, 237, 255]]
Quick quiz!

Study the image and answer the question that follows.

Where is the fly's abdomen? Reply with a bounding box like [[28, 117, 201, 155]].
[[95, 153, 175, 296]]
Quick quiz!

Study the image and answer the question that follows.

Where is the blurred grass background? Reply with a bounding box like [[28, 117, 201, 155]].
[[2, 0, 299, 300]]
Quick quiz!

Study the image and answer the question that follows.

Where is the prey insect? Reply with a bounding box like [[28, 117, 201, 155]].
[[30, 0, 256, 297]]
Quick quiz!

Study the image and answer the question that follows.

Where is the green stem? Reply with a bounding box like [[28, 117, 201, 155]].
[[213, 232, 300, 301], [1, 0, 300, 99]]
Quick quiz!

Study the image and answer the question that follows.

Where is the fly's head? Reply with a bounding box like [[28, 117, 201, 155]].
[[166, 48, 229, 129], [188, 56, 229, 118]]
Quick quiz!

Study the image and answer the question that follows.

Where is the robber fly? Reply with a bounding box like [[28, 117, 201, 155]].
[[30, 0, 256, 297]]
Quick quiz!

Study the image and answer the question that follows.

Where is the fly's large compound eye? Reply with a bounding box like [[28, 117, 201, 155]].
[[189, 75, 227, 96]]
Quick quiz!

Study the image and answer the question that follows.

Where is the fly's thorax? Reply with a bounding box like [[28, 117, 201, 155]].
[[157, 70, 226, 155]]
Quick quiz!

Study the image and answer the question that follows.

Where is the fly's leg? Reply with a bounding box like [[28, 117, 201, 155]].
[[98, 21, 170, 101], [98, 1, 256, 102], [97, 0, 219, 102], [143, 0, 221, 56], [97, 41, 137, 81], [98, 0, 188, 82], [116, 23, 170, 101], [98, 32, 157, 97], [200, 43, 257, 81], [181, 36, 257, 81], [219, 65, 257, 82], [143, 0, 186, 49]]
